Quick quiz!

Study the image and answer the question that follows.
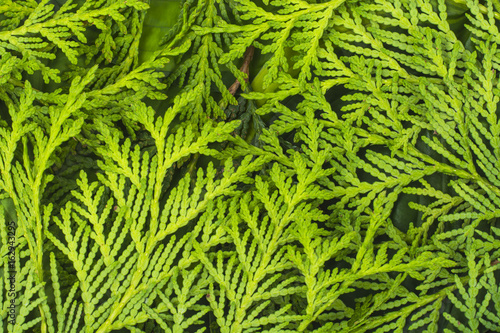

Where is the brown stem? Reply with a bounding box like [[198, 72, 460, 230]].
[[228, 46, 254, 96]]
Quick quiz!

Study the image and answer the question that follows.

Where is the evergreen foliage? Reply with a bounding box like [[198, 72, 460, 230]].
[[1, 0, 500, 332]]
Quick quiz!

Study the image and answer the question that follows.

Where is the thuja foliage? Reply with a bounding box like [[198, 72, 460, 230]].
[[1, 0, 500, 332]]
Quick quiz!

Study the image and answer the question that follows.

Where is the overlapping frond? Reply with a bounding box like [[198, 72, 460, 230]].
[[2, 0, 500, 331]]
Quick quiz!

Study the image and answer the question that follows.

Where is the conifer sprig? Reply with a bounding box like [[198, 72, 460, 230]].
[[1, 0, 500, 332]]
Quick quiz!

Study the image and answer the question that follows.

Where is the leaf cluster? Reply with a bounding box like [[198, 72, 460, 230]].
[[1, 0, 500, 332]]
